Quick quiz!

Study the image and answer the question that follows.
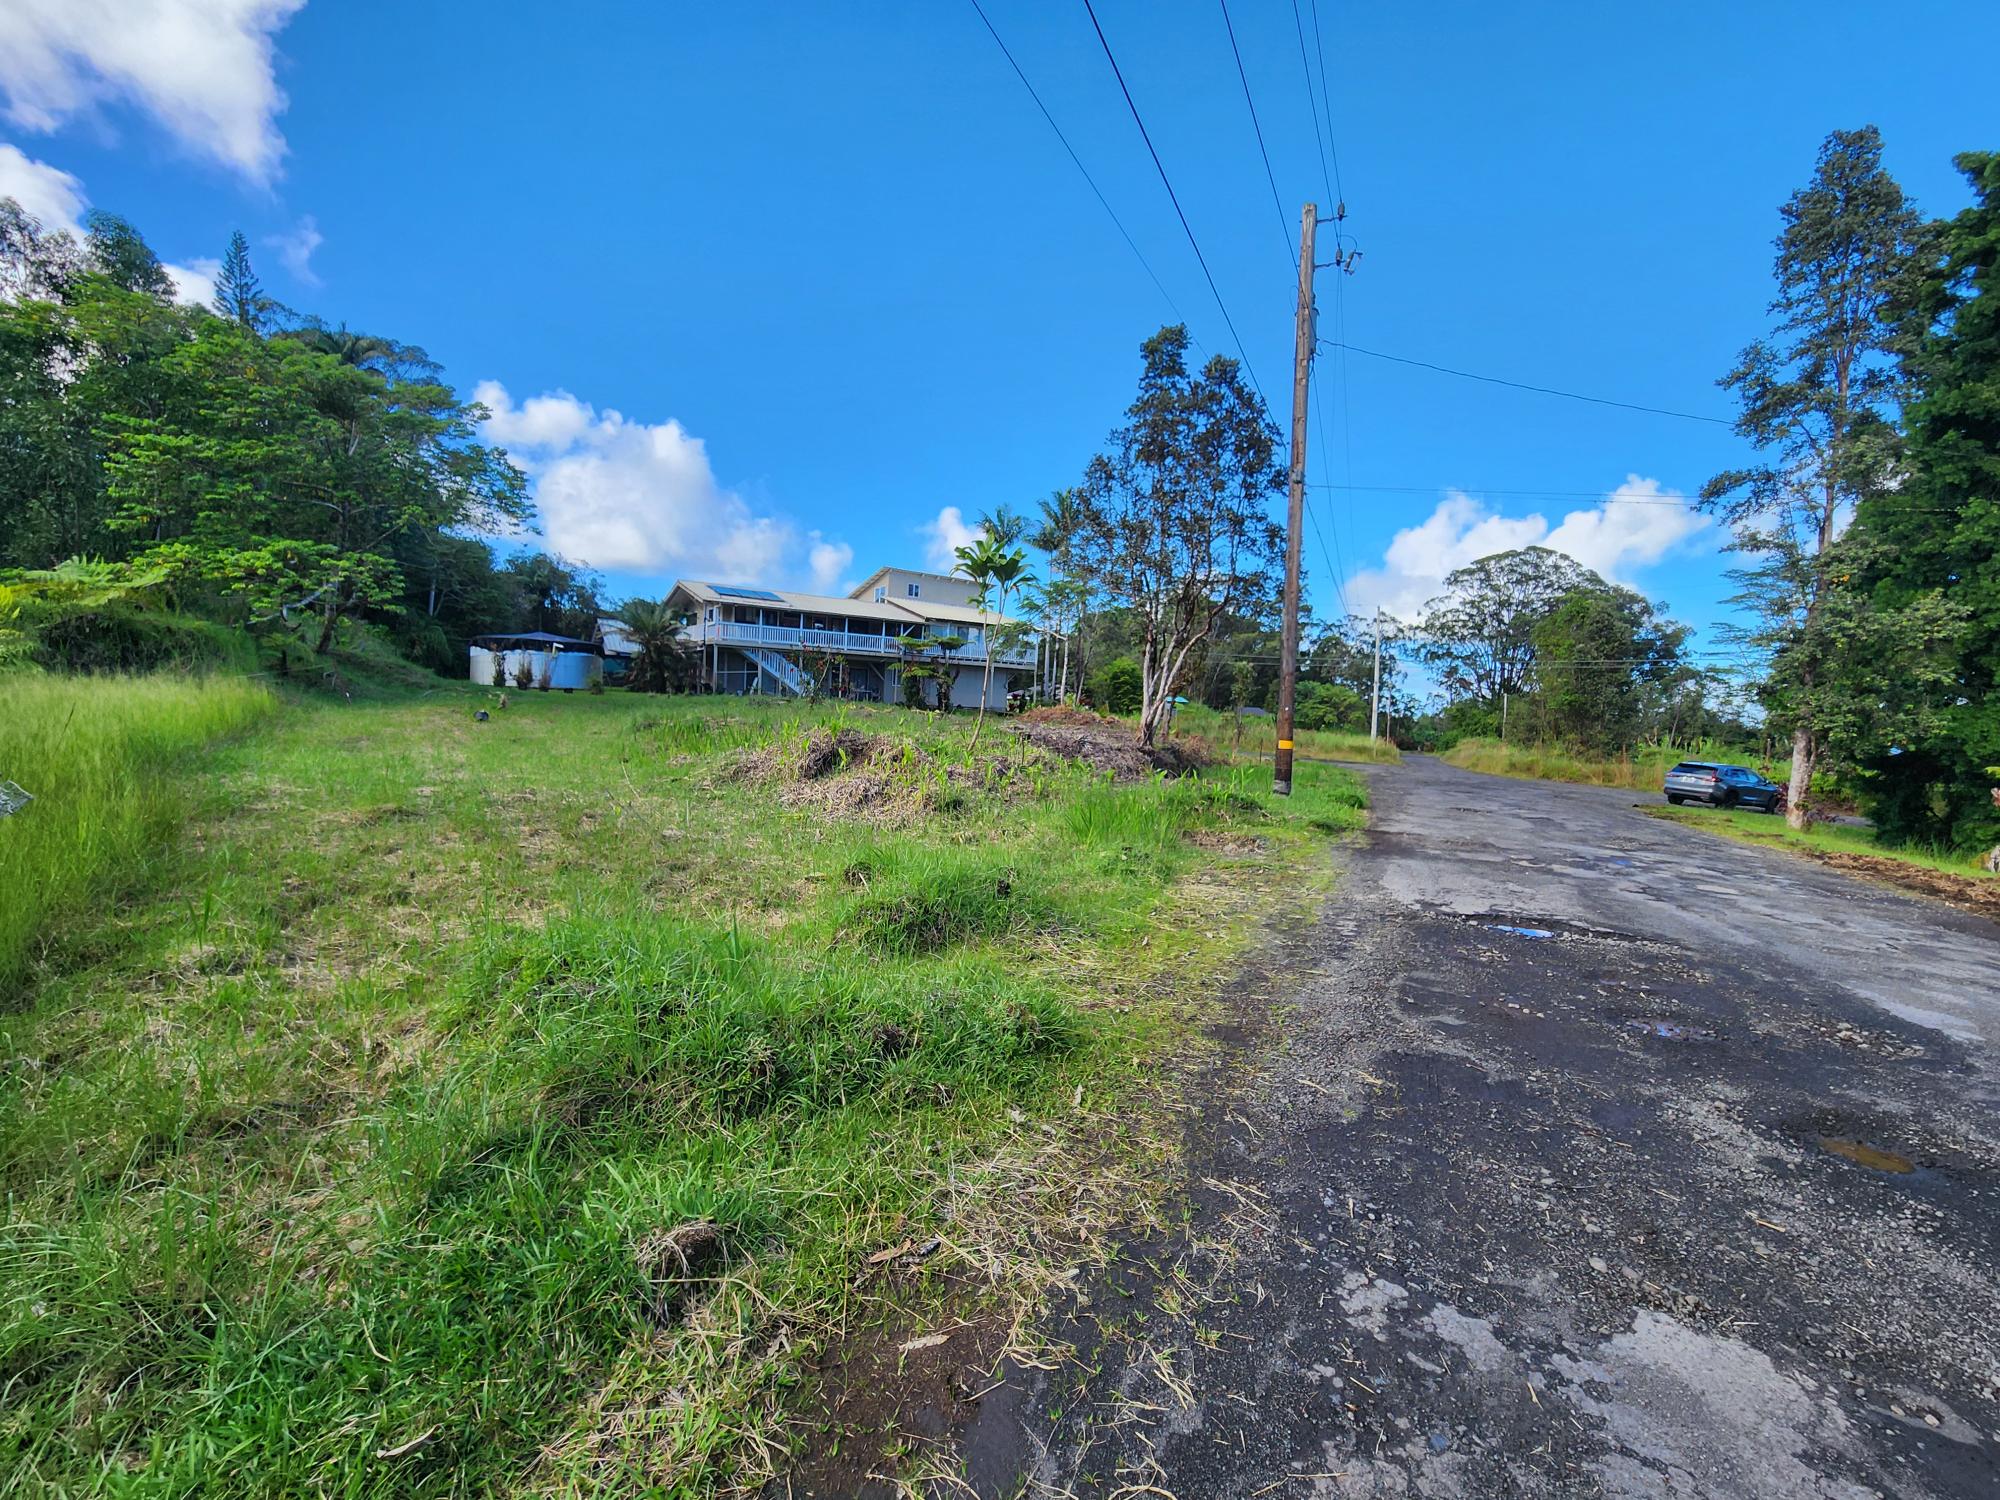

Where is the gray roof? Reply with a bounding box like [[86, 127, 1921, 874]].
[[667, 580, 920, 624]]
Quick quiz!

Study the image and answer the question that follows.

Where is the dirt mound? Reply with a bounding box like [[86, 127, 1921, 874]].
[[1007, 719, 1208, 780], [728, 726, 1043, 820], [1016, 705, 1115, 729]]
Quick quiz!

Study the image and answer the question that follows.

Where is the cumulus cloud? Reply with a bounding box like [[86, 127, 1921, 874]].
[[264, 213, 319, 283], [0, 141, 83, 228], [807, 535, 853, 593], [0, 142, 219, 307], [0, 0, 305, 183], [1345, 475, 1708, 622], [475, 380, 850, 590], [163, 254, 220, 306], [919, 505, 983, 570]]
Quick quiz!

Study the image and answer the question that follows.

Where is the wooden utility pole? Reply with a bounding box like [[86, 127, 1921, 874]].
[[1274, 201, 1316, 796], [1369, 611, 1383, 744]]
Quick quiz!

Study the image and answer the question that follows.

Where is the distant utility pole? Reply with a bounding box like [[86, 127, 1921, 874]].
[[1369, 612, 1383, 743], [1274, 201, 1316, 797]]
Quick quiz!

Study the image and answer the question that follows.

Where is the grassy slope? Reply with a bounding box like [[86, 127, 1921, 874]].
[[0, 673, 274, 996], [1439, 736, 1777, 790], [0, 683, 1364, 1496], [1648, 801, 1999, 883]]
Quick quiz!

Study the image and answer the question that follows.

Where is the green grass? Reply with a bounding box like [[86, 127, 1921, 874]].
[[0, 682, 1364, 1496], [1166, 703, 1403, 765], [0, 672, 274, 997], [1440, 735, 1784, 790], [1649, 801, 1997, 882]]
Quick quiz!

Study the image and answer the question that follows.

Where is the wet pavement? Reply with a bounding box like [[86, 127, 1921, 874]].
[[952, 755, 2000, 1498]]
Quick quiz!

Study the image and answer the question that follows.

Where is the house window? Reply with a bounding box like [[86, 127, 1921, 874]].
[[706, 607, 717, 623], [873, 586, 886, 602], [906, 582, 921, 598]]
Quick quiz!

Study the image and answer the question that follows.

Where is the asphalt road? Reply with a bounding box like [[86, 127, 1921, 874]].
[[957, 754, 2000, 1499]]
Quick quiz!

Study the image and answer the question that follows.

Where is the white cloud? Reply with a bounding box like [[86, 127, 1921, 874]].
[[264, 213, 319, 283], [475, 379, 850, 590], [0, 0, 305, 183], [919, 505, 983, 571], [1345, 475, 1709, 622], [0, 141, 83, 229], [0, 142, 219, 307], [807, 534, 853, 592], [163, 253, 220, 306]]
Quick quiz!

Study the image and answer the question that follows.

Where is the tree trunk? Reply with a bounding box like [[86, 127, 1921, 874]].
[[1786, 724, 1814, 831], [314, 585, 342, 655]]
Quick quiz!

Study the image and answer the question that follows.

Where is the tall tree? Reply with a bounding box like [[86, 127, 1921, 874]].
[[1701, 126, 1931, 827], [212, 230, 267, 330], [101, 321, 529, 651], [1530, 586, 1687, 754], [1417, 546, 1603, 703], [84, 211, 174, 299], [1070, 325, 1287, 747], [1852, 151, 2000, 850]]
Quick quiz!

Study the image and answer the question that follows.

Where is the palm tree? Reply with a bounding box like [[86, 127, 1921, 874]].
[[953, 535, 1034, 755], [1030, 489, 1092, 700], [978, 504, 1030, 548], [286, 321, 438, 380], [618, 599, 699, 693]]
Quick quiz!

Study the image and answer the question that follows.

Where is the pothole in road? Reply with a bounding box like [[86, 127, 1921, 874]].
[[1626, 1018, 1717, 1042], [1817, 1137, 1916, 1173]]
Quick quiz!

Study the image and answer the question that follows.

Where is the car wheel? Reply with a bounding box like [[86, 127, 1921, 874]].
[[1719, 791, 1737, 810], [1666, 795, 1683, 805]]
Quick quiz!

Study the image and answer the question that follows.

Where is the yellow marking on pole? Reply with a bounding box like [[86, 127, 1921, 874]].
[[1277, 739, 1294, 750]]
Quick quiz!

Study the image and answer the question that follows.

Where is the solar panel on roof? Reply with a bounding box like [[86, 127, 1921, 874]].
[[712, 585, 783, 601]]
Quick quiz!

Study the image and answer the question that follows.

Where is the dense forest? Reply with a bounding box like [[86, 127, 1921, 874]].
[[0, 204, 601, 675]]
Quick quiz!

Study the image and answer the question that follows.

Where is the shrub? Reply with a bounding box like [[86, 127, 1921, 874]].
[[1085, 657, 1142, 716]]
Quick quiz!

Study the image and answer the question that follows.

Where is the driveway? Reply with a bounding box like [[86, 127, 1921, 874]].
[[953, 754, 2000, 1498]]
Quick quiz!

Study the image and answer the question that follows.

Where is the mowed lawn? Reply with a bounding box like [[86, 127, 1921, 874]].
[[0, 680, 1363, 1496]]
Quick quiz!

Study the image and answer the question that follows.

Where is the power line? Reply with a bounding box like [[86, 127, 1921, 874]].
[[1213, 0, 1346, 614], [1079, 0, 1270, 409], [1289, 0, 1338, 214], [964, 0, 1189, 327], [1217, 0, 1295, 269], [1328, 341, 1735, 426], [1304, 481, 1963, 514], [1305, 0, 1345, 207]]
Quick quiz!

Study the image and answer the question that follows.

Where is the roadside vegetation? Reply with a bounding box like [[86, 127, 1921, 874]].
[[0, 676, 1363, 1496], [0, 673, 272, 996], [1441, 736, 1784, 792]]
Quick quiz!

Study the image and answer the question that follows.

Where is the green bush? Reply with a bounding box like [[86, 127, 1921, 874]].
[[1085, 656, 1142, 716], [30, 607, 255, 675]]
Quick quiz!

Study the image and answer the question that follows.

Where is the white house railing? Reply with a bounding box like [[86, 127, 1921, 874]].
[[689, 619, 1037, 668]]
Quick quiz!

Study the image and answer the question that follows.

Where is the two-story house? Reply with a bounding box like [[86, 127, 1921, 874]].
[[663, 567, 1040, 709]]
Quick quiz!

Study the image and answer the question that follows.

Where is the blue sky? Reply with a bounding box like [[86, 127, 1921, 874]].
[[3, 1, 1994, 666]]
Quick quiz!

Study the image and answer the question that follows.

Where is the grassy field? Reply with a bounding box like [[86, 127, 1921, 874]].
[[1649, 801, 1999, 883], [1168, 703, 1403, 765], [1440, 736, 1780, 790], [0, 678, 1364, 1496], [0, 673, 274, 997]]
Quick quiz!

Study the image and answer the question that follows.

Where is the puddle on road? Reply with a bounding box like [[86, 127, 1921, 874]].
[[1488, 924, 1556, 940], [1627, 1018, 1716, 1042], [1818, 1136, 1916, 1174]]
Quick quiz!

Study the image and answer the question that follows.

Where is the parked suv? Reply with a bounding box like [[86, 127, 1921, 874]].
[[1663, 761, 1784, 812]]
